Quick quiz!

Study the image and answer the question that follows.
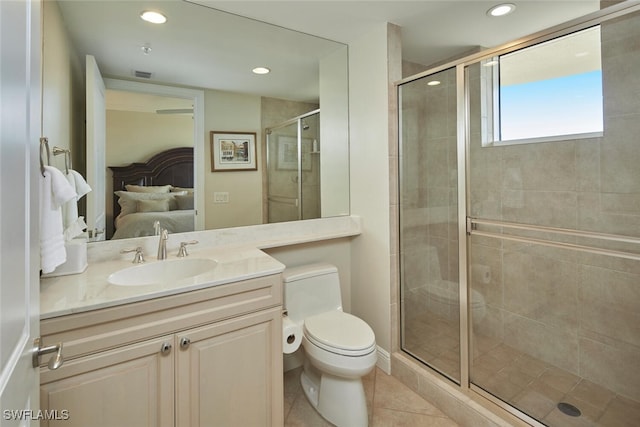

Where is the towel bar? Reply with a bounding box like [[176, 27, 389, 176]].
[[52, 146, 72, 174]]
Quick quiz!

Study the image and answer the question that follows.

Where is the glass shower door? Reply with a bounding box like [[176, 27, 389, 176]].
[[399, 66, 461, 383], [266, 111, 321, 223], [398, 6, 640, 427], [466, 10, 640, 426], [267, 121, 300, 223]]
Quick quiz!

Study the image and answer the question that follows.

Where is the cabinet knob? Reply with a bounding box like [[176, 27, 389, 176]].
[[160, 342, 172, 355], [179, 337, 191, 349]]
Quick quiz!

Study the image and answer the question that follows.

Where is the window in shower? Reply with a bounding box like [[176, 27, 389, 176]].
[[481, 26, 603, 145]]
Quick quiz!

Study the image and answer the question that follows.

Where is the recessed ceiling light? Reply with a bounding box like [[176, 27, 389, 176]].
[[427, 80, 441, 86], [140, 10, 167, 24], [252, 67, 271, 75], [487, 3, 516, 17]]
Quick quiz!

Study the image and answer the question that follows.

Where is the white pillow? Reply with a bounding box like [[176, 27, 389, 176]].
[[125, 184, 172, 193], [136, 199, 170, 213], [115, 191, 178, 216], [175, 194, 194, 210], [170, 186, 194, 195]]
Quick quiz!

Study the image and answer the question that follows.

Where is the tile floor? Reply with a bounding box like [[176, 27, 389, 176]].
[[475, 339, 640, 427], [404, 311, 640, 427], [283, 366, 460, 426]]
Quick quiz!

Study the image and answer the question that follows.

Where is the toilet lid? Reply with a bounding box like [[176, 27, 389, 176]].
[[303, 311, 376, 356]]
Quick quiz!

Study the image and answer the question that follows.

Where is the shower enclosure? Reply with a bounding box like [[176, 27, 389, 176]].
[[265, 110, 321, 223], [399, 5, 640, 426]]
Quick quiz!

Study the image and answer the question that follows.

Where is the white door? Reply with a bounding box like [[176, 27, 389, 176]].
[[0, 0, 42, 423], [85, 55, 106, 241]]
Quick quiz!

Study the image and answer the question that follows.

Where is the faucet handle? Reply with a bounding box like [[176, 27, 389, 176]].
[[177, 240, 199, 257], [121, 247, 145, 263]]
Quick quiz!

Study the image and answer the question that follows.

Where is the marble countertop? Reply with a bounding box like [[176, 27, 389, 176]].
[[40, 245, 285, 320], [40, 216, 362, 320]]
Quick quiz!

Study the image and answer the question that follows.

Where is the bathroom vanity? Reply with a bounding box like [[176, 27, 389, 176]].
[[38, 216, 362, 426], [38, 246, 285, 427]]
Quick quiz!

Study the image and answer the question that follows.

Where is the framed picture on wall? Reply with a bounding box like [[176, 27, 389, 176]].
[[210, 131, 257, 172]]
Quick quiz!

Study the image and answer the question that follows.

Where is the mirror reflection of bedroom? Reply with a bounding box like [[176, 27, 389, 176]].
[[106, 90, 194, 240], [43, 0, 350, 242], [104, 85, 325, 241], [108, 101, 323, 240]]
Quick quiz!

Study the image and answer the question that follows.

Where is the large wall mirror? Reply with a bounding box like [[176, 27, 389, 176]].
[[42, 0, 349, 241]]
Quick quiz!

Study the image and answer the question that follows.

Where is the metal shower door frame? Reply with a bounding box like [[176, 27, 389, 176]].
[[266, 109, 320, 221]]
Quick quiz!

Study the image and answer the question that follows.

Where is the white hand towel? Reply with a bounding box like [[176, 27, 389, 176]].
[[62, 169, 92, 240], [40, 165, 77, 274], [63, 216, 88, 241], [68, 169, 91, 199]]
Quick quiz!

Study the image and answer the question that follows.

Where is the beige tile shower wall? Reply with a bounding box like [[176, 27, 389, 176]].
[[468, 12, 640, 401], [589, 13, 640, 237]]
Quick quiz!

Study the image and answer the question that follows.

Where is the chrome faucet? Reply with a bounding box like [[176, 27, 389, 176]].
[[157, 228, 168, 260]]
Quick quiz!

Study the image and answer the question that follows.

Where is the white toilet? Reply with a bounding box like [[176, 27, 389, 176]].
[[283, 263, 377, 427]]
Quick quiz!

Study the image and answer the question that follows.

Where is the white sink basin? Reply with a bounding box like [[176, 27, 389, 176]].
[[108, 258, 218, 286]]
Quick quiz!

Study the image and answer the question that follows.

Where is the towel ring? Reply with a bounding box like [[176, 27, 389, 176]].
[[39, 137, 51, 177]]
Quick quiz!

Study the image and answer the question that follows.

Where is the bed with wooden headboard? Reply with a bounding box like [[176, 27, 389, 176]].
[[108, 147, 194, 239]]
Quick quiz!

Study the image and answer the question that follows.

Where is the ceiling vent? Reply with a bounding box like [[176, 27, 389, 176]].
[[134, 70, 152, 79]]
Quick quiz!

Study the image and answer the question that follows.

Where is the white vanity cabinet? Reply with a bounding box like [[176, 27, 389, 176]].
[[39, 274, 283, 427], [175, 308, 281, 426], [40, 335, 175, 427]]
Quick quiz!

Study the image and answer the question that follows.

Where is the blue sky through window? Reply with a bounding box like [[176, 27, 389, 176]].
[[500, 70, 603, 141]]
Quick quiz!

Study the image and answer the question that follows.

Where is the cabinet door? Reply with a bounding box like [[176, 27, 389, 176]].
[[40, 336, 174, 427], [176, 307, 283, 427]]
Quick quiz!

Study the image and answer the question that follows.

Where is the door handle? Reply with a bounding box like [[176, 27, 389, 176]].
[[32, 337, 64, 370]]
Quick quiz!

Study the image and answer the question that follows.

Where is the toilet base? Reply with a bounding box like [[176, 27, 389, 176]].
[[300, 361, 369, 427]]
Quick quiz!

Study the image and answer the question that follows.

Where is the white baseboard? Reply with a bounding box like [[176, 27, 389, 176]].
[[376, 346, 391, 374]]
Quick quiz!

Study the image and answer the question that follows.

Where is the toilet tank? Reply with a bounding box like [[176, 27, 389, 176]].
[[283, 263, 343, 323]]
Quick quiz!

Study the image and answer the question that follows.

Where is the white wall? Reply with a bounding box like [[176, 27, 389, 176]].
[[107, 111, 193, 165], [348, 23, 401, 367], [319, 45, 350, 217], [42, 0, 83, 172], [204, 89, 263, 229]]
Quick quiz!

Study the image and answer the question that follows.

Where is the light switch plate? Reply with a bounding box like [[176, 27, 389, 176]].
[[213, 191, 229, 203]]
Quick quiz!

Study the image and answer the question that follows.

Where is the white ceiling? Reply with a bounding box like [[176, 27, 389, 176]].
[[55, 0, 601, 105], [202, 0, 600, 65]]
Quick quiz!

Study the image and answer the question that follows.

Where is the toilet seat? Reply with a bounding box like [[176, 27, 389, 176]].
[[303, 311, 376, 357]]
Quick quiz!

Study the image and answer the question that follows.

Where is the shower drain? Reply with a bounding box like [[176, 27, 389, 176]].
[[557, 402, 581, 417]]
